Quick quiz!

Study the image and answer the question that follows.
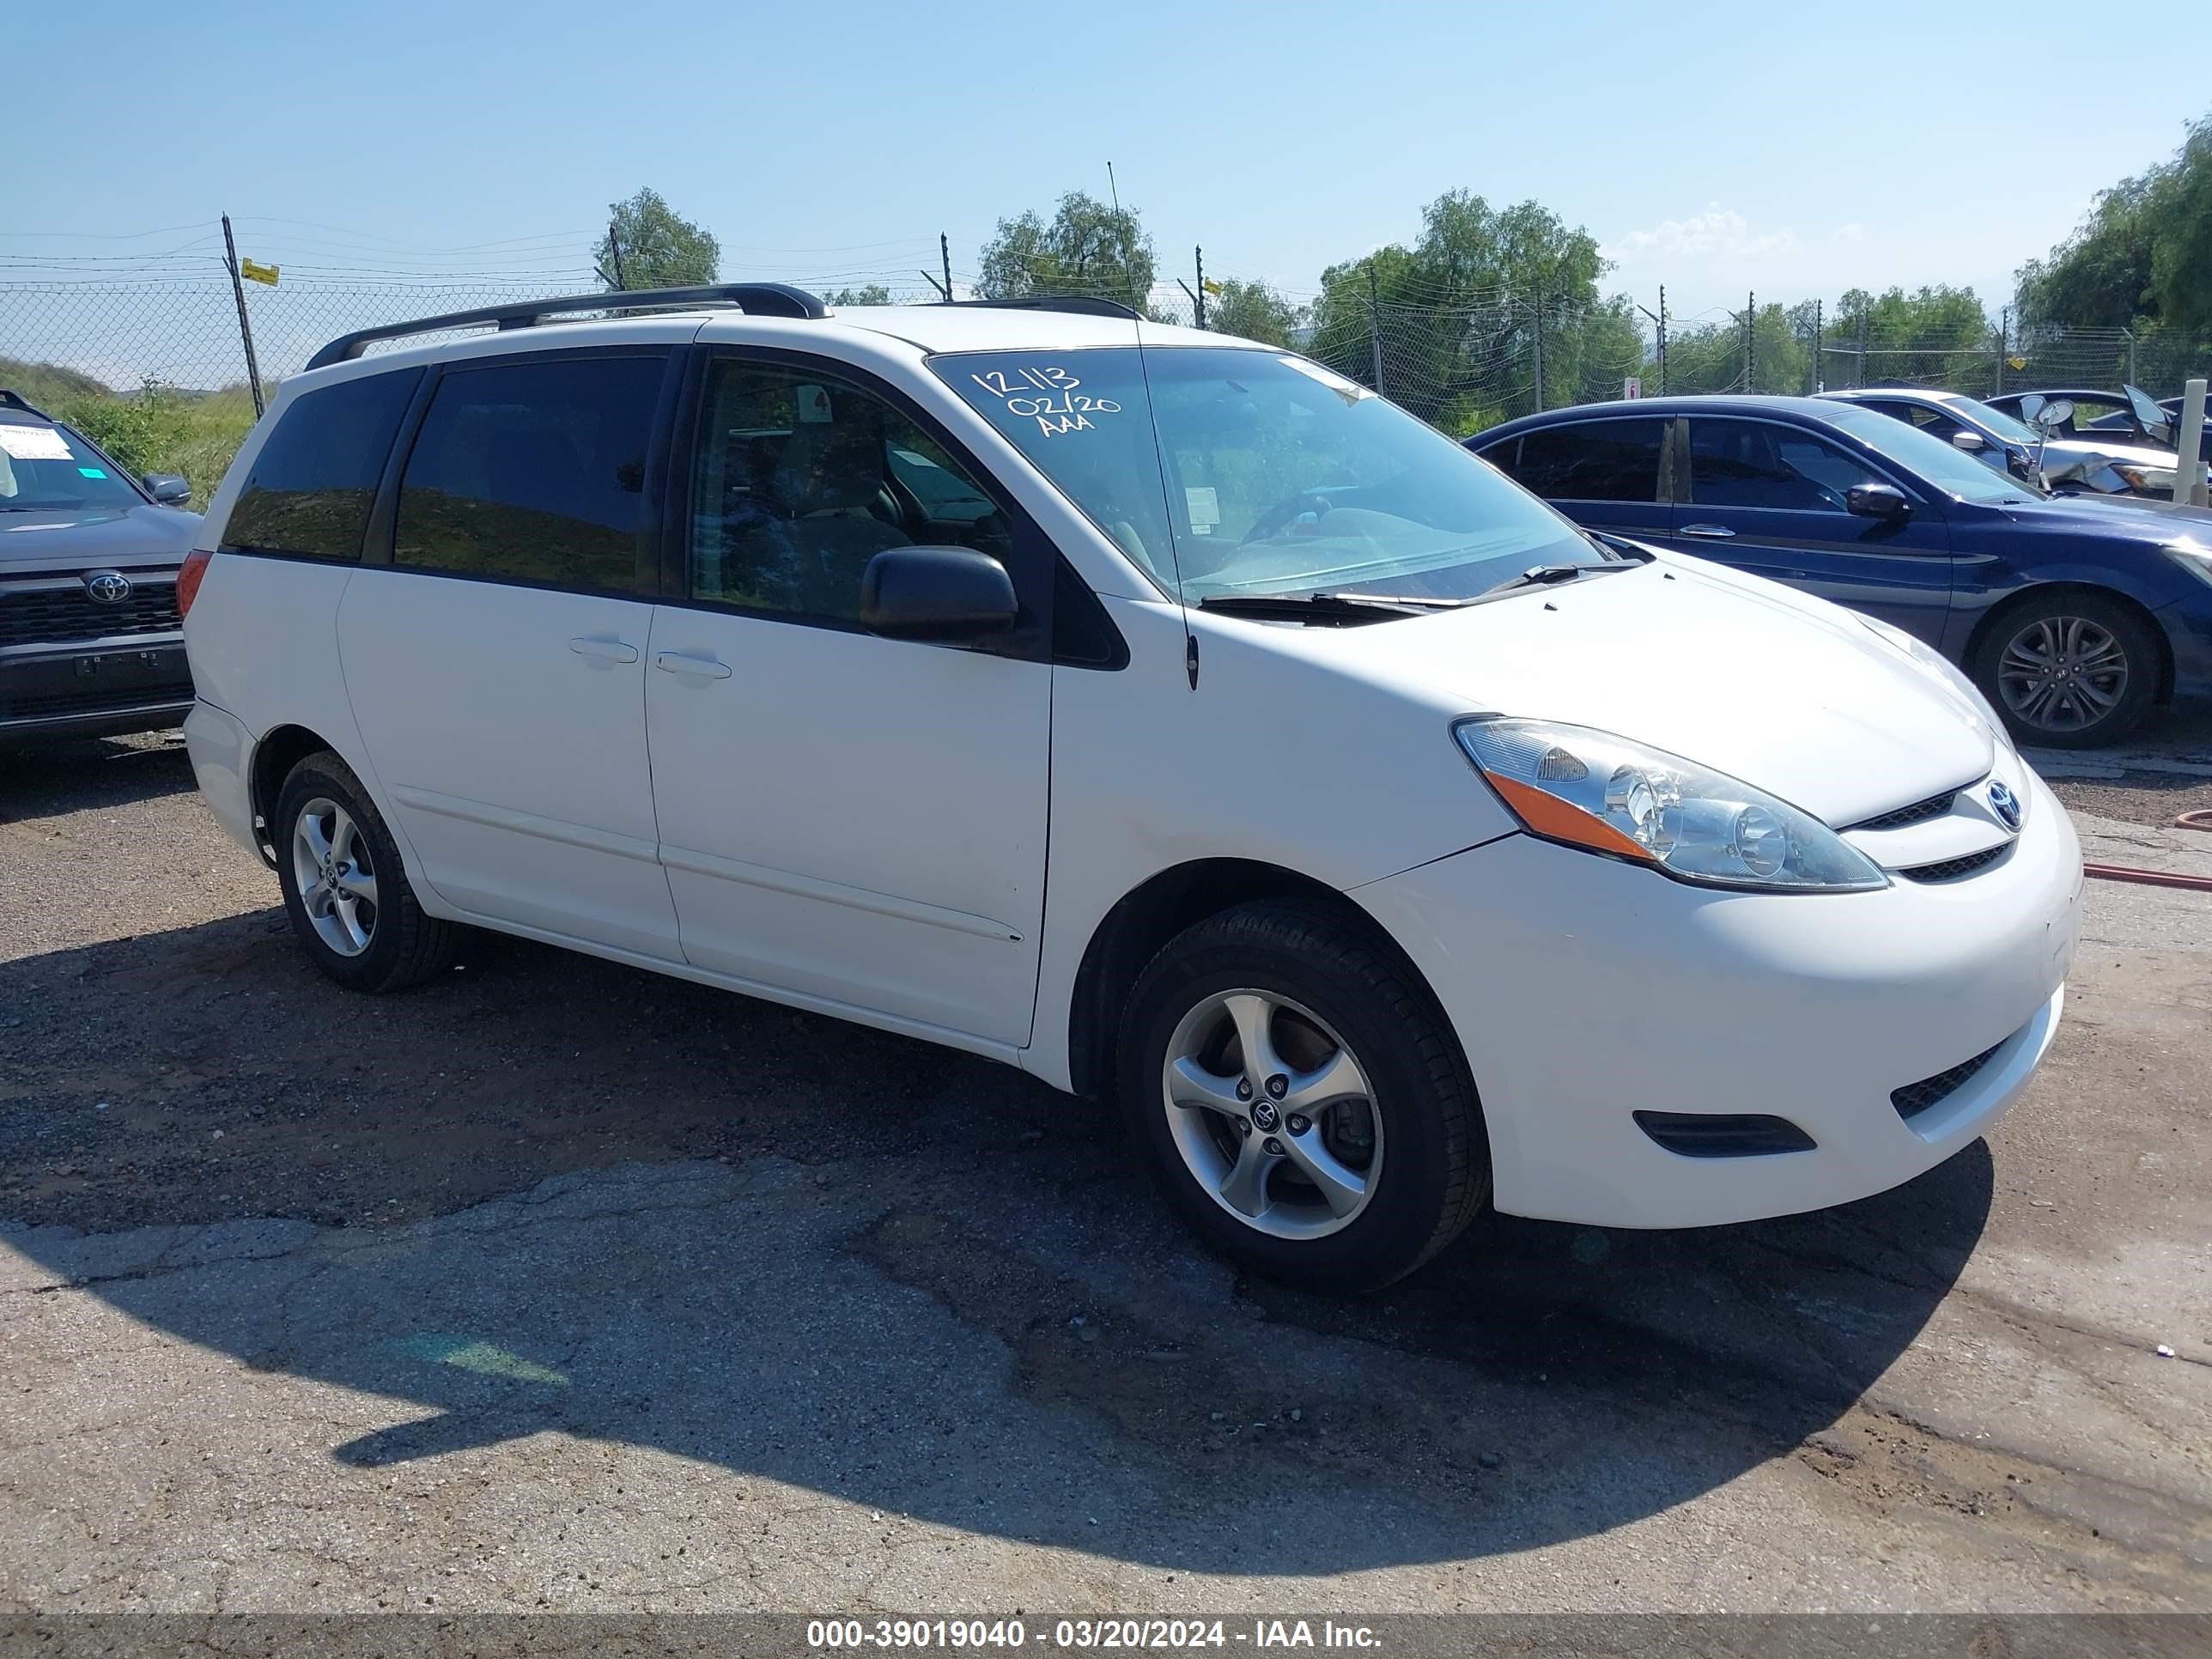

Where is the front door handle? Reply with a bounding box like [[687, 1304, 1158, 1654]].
[[655, 651, 733, 680], [1679, 523, 1737, 539], [568, 636, 640, 663]]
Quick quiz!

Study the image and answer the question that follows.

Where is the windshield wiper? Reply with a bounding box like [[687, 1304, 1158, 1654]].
[[1197, 591, 1437, 623], [1481, 562, 1630, 596]]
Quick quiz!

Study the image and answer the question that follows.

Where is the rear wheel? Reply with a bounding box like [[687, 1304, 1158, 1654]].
[[274, 751, 457, 993], [1119, 900, 1487, 1293], [1972, 592, 2158, 749]]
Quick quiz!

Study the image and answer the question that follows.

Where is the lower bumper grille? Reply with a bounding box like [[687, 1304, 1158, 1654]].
[[1633, 1111, 1817, 1158], [0, 680, 193, 720], [1899, 844, 2011, 883], [1892, 1042, 2004, 1121]]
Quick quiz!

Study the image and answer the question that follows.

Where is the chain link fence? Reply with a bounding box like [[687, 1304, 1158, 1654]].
[[5, 268, 2209, 501]]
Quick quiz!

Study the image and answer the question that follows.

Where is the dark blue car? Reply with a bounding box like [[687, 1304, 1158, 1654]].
[[1468, 395, 2212, 747]]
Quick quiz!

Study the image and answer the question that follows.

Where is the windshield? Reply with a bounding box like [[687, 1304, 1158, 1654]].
[[0, 422, 145, 512], [1938, 393, 2039, 447], [1819, 402, 2043, 504], [933, 346, 1595, 601]]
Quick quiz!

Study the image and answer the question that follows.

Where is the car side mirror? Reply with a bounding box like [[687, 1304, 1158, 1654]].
[[860, 545, 1019, 642], [1951, 430, 1985, 453], [142, 471, 191, 505], [2036, 398, 2075, 433], [1846, 483, 1911, 522]]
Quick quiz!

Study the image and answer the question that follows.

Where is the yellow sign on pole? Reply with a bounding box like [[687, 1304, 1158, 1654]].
[[240, 258, 280, 287], [2008, 356, 2028, 371]]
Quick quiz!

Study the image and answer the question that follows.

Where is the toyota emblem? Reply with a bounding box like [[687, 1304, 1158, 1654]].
[[84, 571, 132, 605], [1988, 780, 2021, 832]]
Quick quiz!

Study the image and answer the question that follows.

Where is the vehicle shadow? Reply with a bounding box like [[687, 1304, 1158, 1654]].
[[0, 910, 1990, 1575], [0, 731, 194, 823]]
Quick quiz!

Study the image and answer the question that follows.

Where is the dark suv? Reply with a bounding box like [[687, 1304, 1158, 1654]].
[[0, 390, 201, 744]]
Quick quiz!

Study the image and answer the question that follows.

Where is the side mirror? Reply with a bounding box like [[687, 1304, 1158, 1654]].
[[2018, 393, 2046, 427], [1950, 430, 1985, 453], [2038, 398, 2075, 432], [142, 471, 191, 505], [1847, 483, 1911, 522], [860, 545, 1019, 642]]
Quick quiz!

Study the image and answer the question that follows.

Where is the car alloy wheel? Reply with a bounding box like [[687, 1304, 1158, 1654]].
[[1996, 614, 2130, 736], [1160, 988, 1382, 1241], [290, 796, 380, 957]]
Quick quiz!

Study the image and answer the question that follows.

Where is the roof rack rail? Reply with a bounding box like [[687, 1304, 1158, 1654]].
[[0, 388, 55, 420], [304, 283, 828, 371], [952, 295, 1142, 321]]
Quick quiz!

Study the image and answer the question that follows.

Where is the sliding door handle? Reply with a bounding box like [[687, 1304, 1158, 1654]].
[[1679, 523, 1737, 539], [568, 636, 640, 663], [655, 651, 732, 680]]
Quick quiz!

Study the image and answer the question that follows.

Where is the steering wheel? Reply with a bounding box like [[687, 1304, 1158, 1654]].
[[1240, 489, 1334, 547]]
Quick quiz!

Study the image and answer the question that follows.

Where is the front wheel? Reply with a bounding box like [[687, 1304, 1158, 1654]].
[[1972, 592, 2158, 750], [1118, 900, 1488, 1293]]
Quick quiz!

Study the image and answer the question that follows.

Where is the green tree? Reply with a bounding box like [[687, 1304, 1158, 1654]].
[[594, 188, 720, 291], [976, 192, 1155, 309], [1824, 285, 1991, 389], [2016, 113, 2212, 337], [1206, 278, 1302, 346], [824, 283, 893, 307]]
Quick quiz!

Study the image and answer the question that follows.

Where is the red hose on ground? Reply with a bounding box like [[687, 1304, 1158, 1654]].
[[2081, 810, 2212, 890]]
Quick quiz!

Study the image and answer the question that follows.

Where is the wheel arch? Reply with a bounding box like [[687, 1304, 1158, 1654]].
[[1963, 580, 2174, 708], [1064, 857, 1457, 1104], [248, 722, 346, 862]]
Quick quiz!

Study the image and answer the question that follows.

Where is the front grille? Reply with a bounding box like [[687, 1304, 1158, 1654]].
[[1847, 788, 1960, 832], [1633, 1111, 1817, 1157], [0, 680, 193, 720], [0, 583, 181, 649], [1899, 844, 2011, 883], [1892, 1042, 2004, 1121]]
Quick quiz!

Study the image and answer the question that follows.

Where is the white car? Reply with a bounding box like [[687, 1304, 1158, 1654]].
[[178, 285, 2082, 1291]]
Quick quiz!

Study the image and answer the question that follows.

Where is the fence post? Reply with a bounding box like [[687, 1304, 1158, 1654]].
[[1532, 293, 1545, 411], [221, 214, 265, 420], [942, 234, 953, 306], [2124, 327, 2136, 386], [1366, 260, 1385, 397], [1657, 285, 1666, 394], [1193, 246, 1206, 330], [1813, 299, 1823, 393], [1995, 306, 2008, 397], [1744, 291, 1755, 391], [2174, 378, 2207, 507], [1856, 313, 1868, 389]]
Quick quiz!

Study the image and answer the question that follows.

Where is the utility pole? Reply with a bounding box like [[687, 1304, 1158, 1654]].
[[221, 214, 265, 419], [941, 234, 953, 306], [1638, 287, 1667, 394], [1744, 290, 1755, 392], [1366, 260, 1385, 396], [1813, 299, 1824, 393], [2124, 326, 2137, 386], [1531, 293, 1546, 411], [1193, 246, 1206, 330]]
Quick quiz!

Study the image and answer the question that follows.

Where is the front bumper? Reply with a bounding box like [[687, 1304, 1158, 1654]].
[[0, 638, 193, 741], [2158, 589, 2212, 702], [1354, 771, 2081, 1229]]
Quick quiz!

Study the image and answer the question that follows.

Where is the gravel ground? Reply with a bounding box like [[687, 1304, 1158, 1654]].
[[0, 726, 2207, 1617]]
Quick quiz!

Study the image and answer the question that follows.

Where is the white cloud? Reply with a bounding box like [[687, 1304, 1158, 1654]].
[[1602, 204, 1799, 262], [1830, 222, 1865, 244]]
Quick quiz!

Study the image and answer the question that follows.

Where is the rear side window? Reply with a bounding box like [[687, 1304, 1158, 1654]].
[[394, 354, 665, 591], [221, 369, 421, 561], [1502, 419, 1664, 502]]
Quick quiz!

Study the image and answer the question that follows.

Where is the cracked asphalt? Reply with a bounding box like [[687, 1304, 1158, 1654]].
[[0, 727, 2207, 1614]]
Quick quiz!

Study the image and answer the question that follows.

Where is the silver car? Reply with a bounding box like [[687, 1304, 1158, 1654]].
[[1819, 386, 2203, 499]]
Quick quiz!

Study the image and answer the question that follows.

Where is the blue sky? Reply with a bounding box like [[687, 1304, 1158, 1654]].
[[9, 0, 2209, 332]]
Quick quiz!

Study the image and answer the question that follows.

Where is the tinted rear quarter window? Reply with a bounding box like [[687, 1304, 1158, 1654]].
[[395, 354, 665, 592], [221, 369, 422, 560], [1504, 419, 1663, 502]]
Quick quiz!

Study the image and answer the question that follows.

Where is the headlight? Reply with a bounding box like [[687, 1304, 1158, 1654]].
[[1455, 718, 1887, 893], [2114, 464, 2177, 495], [1857, 615, 2013, 750]]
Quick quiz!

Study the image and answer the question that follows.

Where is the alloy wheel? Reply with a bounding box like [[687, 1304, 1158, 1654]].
[[291, 797, 379, 957], [1159, 988, 1383, 1240], [1996, 614, 2130, 736]]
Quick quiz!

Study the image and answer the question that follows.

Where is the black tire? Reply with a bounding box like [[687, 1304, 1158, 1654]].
[[272, 750, 458, 994], [1118, 898, 1488, 1294], [1971, 590, 2159, 750]]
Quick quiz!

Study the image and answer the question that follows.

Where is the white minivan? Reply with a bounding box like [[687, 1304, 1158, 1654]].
[[179, 285, 2081, 1291]]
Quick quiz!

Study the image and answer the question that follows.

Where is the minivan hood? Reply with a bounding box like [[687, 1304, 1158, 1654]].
[[1327, 556, 1996, 827], [0, 502, 200, 566]]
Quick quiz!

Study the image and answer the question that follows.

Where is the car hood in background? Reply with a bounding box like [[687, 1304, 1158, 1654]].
[[1322, 554, 1996, 828], [0, 503, 201, 565]]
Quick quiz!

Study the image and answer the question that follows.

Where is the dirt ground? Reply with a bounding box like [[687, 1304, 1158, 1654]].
[[1, 727, 2207, 1617]]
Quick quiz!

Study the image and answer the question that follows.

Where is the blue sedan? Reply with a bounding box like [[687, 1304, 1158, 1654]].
[[1468, 395, 2212, 747]]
